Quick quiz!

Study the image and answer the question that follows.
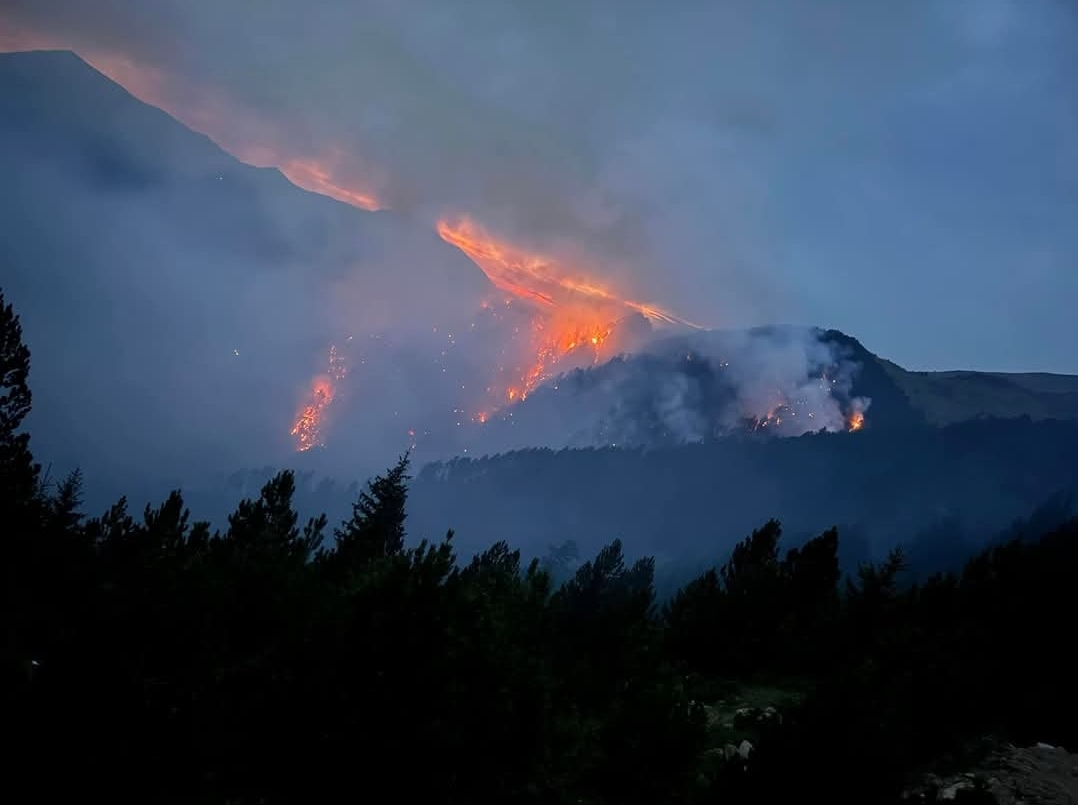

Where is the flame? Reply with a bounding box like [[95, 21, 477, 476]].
[[290, 345, 347, 451], [753, 403, 787, 431], [2, 29, 875, 453], [437, 217, 704, 329], [505, 313, 616, 404], [438, 217, 706, 418], [465, 299, 621, 420]]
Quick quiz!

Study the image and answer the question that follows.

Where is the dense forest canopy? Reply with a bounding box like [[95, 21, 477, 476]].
[[4, 286, 1078, 804]]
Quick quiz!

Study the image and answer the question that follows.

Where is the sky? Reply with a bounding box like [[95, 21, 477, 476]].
[[1, 0, 1077, 373]]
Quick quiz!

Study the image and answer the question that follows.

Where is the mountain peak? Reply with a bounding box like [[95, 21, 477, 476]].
[[1, 48, 137, 109]]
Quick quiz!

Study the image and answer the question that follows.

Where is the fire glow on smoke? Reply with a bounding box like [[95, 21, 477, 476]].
[[436, 218, 699, 409], [0, 35, 867, 451], [290, 218, 710, 450], [290, 217, 869, 451]]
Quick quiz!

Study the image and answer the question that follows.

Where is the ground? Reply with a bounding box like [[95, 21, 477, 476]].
[[906, 742, 1078, 803]]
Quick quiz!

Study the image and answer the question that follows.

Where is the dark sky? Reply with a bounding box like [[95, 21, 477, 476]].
[[2, 0, 1076, 373]]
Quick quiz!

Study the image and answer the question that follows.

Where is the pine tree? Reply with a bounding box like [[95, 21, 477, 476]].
[[1, 287, 42, 693], [329, 452, 411, 574], [0, 288, 40, 509]]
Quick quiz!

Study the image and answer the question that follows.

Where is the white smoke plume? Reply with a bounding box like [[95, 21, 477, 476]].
[[450, 324, 873, 455]]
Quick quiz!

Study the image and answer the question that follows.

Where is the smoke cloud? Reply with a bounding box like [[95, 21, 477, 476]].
[[0, 1, 1076, 512], [453, 325, 870, 456], [3, 0, 1077, 373]]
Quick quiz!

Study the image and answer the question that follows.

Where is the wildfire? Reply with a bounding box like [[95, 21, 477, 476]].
[[848, 410, 865, 432], [504, 313, 616, 404], [290, 345, 347, 452], [437, 217, 704, 329], [438, 216, 705, 419]]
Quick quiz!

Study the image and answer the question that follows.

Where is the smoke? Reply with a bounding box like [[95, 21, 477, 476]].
[[453, 325, 871, 454], [2, 0, 1074, 512], [0, 49, 494, 500], [714, 327, 872, 436], [4, 2, 1078, 376]]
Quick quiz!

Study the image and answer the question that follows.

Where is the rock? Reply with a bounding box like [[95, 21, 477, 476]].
[[905, 743, 1078, 804], [938, 780, 973, 799], [738, 739, 754, 759], [723, 743, 739, 761]]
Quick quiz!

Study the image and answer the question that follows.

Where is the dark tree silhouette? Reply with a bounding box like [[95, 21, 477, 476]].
[[3, 286, 1078, 805]]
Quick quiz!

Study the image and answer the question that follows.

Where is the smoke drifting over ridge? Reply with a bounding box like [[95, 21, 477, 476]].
[[0, 42, 858, 498], [1, 0, 1076, 514], [453, 325, 871, 457], [5, 0, 1078, 376]]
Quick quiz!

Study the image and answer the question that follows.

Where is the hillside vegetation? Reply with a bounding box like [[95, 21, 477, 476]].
[[4, 286, 1078, 804], [879, 357, 1078, 425]]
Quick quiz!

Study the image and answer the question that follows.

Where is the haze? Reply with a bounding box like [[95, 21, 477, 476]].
[[3, 0, 1076, 373]]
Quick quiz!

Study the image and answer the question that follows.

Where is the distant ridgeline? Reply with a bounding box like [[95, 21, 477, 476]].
[[188, 415, 1078, 590]]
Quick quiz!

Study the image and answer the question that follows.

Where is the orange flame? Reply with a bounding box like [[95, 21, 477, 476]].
[[290, 345, 347, 451], [0, 32, 875, 454], [437, 217, 703, 328], [504, 313, 616, 404], [438, 217, 705, 419]]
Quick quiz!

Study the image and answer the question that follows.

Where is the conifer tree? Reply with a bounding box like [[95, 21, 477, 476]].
[[330, 452, 411, 573]]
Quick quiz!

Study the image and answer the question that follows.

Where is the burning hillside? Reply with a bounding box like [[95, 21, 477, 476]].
[[286, 219, 869, 454], [0, 40, 867, 454], [434, 217, 703, 420], [291, 344, 348, 452]]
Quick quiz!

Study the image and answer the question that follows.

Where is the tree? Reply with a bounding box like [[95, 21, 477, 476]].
[[224, 470, 325, 564], [0, 288, 40, 508], [0, 289, 32, 440], [326, 452, 411, 576], [717, 519, 785, 672], [1, 287, 42, 700]]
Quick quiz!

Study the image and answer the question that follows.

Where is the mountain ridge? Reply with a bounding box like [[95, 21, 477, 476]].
[[3, 47, 1078, 513]]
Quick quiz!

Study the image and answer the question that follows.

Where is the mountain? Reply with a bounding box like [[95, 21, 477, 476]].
[[879, 361, 1078, 425], [169, 414, 1077, 588], [463, 325, 1078, 454], [0, 49, 491, 484], [4, 48, 1078, 570]]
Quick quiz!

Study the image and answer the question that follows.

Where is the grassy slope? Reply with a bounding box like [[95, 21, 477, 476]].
[[877, 358, 1078, 426]]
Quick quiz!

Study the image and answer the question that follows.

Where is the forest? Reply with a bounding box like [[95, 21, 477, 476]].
[[4, 287, 1077, 804]]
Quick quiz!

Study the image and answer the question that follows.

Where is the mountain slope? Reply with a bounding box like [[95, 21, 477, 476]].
[[468, 325, 1077, 453], [0, 49, 492, 482], [4, 48, 1077, 520], [879, 361, 1078, 425]]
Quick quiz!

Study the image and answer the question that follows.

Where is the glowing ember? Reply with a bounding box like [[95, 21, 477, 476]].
[[290, 345, 347, 451], [848, 410, 865, 432]]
